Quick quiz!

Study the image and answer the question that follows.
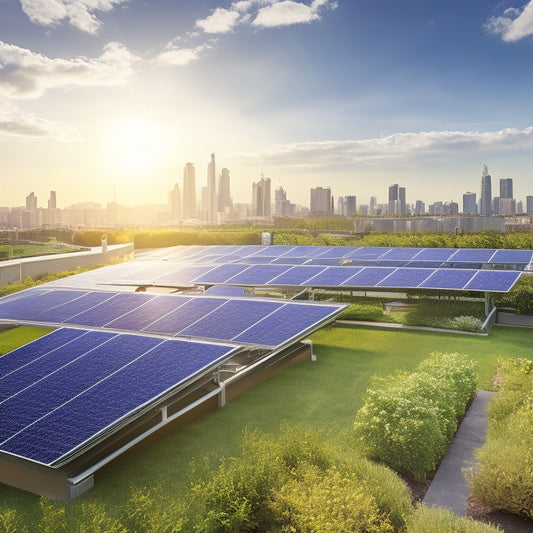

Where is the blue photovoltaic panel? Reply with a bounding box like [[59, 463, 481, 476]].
[[142, 297, 226, 335], [203, 285, 246, 296], [419, 269, 476, 290], [490, 249, 533, 264], [405, 261, 445, 269], [64, 293, 155, 327], [344, 247, 389, 259], [341, 267, 394, 287], [233, 304, 338, 346], [271, 257, 310, 265], [32, 291, 116, 323], [195, 264, 250, 283], [0, 289, 86, 321], [154, 265, 215, 284], [377, 268, 433, 288], [0, 332, 237, 466], [379, 248, 423, 260], [313, 246, 355, 259], [306, 266, 362, 286], [0, 330, 113, 402], [180, 299, 282, 339], [267, 266, 326, 285], [234, 256, 276, 264], [0, 328, 86, 378], [226, 264, 291, 285], [464, 270, 522, 292], [306, 258, 352, 266], [451, 249, 497, 262], [405, 248, 456, 261], [0, 333, 161, 443], [276, 246, 325, 258], [247, 245, 297, 257], [105, 295, 192, 330]]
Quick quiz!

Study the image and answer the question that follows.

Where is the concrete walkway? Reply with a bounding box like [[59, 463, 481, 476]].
[[423, 390, 496, 516]]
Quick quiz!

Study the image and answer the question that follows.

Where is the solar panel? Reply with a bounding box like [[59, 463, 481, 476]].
[[418, 269, 476, 290], [377, 248, 422, 260], [342, 267, 394, 286], [450, 249, 497, 262], [377, 268, 433, 288], [0, 290, 86, 320], [464, 270, 522, 292], [0, 330, 238, 466], [267, 266, 326, 286], [203, 285, 246, 296], [306, 266, 362, 286], [407, 248, 456, 261], [490, 249, 533, 264], [225, 264, 291, 285]]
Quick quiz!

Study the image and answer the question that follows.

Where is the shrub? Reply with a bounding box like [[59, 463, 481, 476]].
[[406, 505, 503, 532], [0, 509, 29, 533], [470, 358, 533, 519], [354, 353, 477, 480]]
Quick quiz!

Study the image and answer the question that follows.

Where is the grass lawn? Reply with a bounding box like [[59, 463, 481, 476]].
[[1, 323, 532, 528]]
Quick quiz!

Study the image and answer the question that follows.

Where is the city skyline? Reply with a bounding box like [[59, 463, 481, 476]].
[[2, 1, 533, 207]]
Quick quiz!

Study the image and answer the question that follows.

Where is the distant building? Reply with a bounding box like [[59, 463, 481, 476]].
[[388, 184, 406, 215], [252, 175, 271, 216], [275, 186, 294, 216], [499, 178, 515, 215], [516, 200, 524, 214], [369, 196, 377, 215], [218, 168, 232, 213], [480, 164, 492, 215], [462, 192, 477, 214], [182, 163, 196, 219], [310, 186, 332, 216], [168, 182, 181, 221], [527, 196, 533, 216], [26, 192, 37, 211], [414, 200, 425, 215], [48, 191, 57, 210], [206, 153, 217, 223]]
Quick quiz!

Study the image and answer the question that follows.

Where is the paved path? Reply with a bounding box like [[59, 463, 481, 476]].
[[423, 390, 496, 516]]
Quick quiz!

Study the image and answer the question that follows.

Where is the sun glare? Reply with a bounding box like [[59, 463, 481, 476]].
[[104, 119, 170, 177]]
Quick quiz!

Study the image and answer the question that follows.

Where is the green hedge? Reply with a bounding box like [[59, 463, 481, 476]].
[[470, 358, 533, 519], [354, 353, 477, 480], [406, 505, 503, 533], [133, 230, 261, 249]]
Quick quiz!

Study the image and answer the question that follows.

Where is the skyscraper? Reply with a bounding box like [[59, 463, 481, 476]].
[[462, 192, 477, 214], [388, 184, 406, 215], [499, 178, 515, 215], [480, 164, 492, 215], [275, 186, 291, 216], [527, 196, 533, 216], [500, 178, 513, 199], [252, 175, 271, 216], [207, 152, 217, 223], [182, 163, 196, 219], [26, 192, 37, 211], [218, 168, 232, 213], [168, 183, 181, 220], [310, 186, 332, 216], [48, 191, 57, 210]]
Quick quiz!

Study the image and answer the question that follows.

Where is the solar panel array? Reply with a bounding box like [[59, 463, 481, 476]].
[[0, 288, 345, 348], [0, 328, 238, 466]]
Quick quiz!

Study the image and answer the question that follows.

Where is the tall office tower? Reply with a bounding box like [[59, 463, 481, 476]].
[[369, 196, 377, 215], [26, 192, 37, 211], [48, 191, 57, 210], [499, 177, 515, 215], [527, 196, 533, 215], [252, 175, 271, 216], [182, 163, 196, 219], [207, 152, 217, 223], [388, 184, 406, 215], [517, 200, 523, 214], [218, 168, 232, 212], [168, 183, 181, 220], [462, 192, 477, 214], [414, 200, 425, 215], [309, 186, 332, 216], [343, 195, 356, 216], [480, 164, 492, 215], [275, 186, 292, 216]]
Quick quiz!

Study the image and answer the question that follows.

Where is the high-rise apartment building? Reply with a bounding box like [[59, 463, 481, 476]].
[[275, 186, 292, 216], [388, 184, 406, 215], [527, 196, 533, 216], [252, 175, 271, 216], [310, 186, 332, 216], [498, 178, 515, 215], [480, 164, 492, 215], [48, 191, 57, 210], [462, 192, 477, 214], [182, 163, 196, 219], [26, 192, 37, 211], [218, 168, 232, 213], [414, 200, 425, 215], [168, 183, 181, 220], [338, 195, 356, 216], [207, 152, 217, 223], [369, 196, 377, 215]]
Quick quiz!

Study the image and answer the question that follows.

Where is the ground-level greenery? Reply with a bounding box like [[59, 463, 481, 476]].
[[1, 324, 532, 530]]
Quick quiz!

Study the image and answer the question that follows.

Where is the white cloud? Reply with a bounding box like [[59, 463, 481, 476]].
[[155, 42, 215, 66], [0, 99, 81, 141], [485, 1, 533, 42], [195, 7, 241, 34], [19, 0, 130, 34], [252, 0, 336, 28], [242, 127, 533, 166], [0, 41, 139, 99]]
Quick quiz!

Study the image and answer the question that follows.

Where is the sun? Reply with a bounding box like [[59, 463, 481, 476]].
[[103, 118, 171, 177]]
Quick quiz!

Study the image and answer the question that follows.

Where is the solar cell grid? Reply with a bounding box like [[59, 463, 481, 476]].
[[341, 267, 394, 286], [194, 263, 250, 283], [379, 248, 423, 260], [225, 264, 291, 285], [419, 269, 476, 290], [411, 248, 457, 261], [306, 266, 362, 286], [490, 249, 533, 264], [464, 270, 521, 292], [451, 249, 497, 262], [377, 268, 433, 287], [267, 265, 326, 285]]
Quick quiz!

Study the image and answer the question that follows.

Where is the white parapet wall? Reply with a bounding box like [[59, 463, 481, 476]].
[[0, 243, 134, 287]]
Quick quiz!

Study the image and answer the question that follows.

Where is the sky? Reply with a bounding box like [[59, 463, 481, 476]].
[[1, 0, 533, 210]]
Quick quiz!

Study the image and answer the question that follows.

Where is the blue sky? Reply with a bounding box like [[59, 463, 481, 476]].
[[1, 0, 533, 209]]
